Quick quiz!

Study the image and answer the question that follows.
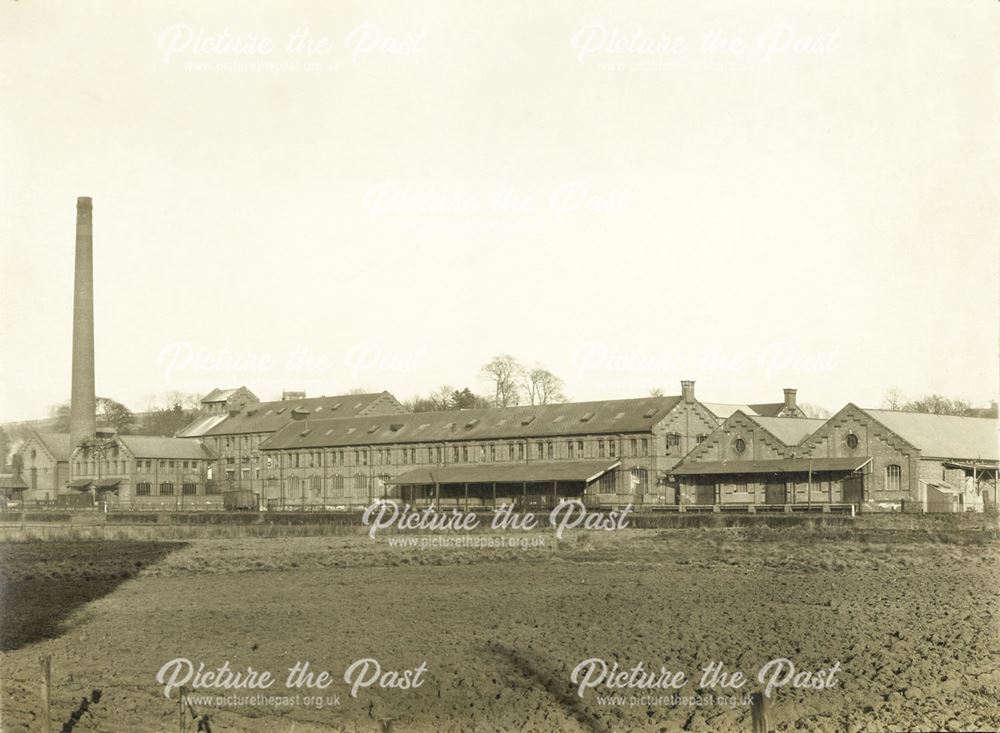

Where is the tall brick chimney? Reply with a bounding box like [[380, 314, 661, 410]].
[[783, 388, 797, 413], [70, 196, 96, 450], [681, 380, 695, 402]]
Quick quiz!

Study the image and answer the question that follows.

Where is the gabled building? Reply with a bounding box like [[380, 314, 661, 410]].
[[673, 404, 999, 512], [797, 405, 998, 512], [68, 434, 218, 509], [180, 390, 408, 494], [14, 431, 72, 502], [199, 386, 259, 415], [670, 411, 853, 506], [256, 381, 720, 510]]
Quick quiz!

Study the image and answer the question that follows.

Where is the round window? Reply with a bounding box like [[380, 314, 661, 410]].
[[846, 433, 859, 449], [734, 438, 746, 453]]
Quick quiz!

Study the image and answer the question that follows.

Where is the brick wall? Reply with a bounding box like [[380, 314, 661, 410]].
[[799, 404, 918, 509]]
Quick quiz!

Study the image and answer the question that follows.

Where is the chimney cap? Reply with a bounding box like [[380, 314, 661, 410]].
[[77, 196, 92, 207]]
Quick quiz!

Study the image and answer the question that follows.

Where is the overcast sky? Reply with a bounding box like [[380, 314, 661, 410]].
[[1, 1, 997, 422]]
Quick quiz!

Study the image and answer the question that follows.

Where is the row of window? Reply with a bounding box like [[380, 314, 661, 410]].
[[74, 459, 203, 474], [134, 482, 209, 496], [261, 436, 677, 469]]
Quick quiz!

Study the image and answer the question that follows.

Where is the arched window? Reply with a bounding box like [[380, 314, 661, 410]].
[[734, 438, 746, 454], [885, 464, 901, 492], [846, 433, 859, 449]]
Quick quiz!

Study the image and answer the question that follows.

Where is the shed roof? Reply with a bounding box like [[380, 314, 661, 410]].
[[388, 460, 622, 485], [261, 396, 684, 450], [174, 414, 229, 438], [0, 472, 28, 490], [861, 409, 998, 460], [671, 457, 871, 476]]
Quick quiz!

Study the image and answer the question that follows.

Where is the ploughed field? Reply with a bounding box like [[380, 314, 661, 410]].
[[0, 524, 997, 732]]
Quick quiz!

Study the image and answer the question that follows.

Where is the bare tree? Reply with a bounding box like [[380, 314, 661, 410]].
[[481, 354, 522, 407], [649, 387, 665, 398], [522, 366, 566, 405], [905, 394, 973, 416], [881, 388, 980, 416], [799, 402, 831, 419], [882, 387, 905, 410]]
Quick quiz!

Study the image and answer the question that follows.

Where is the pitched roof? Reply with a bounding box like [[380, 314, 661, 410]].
[[117, 436, 216, 460], [262, 396, 685, 450], [861, 409, 999, 461], [747, 416, 826, 446], [34, 432, 72, 461], [197, 392, 400, 437], [201, 387, 242, 403], [748, 402, 787, 417]]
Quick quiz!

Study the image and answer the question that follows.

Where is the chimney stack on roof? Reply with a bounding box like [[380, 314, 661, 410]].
[[681, 380, 695, 403], [70, 196, 96, 450], [783, 388, 798, 412]]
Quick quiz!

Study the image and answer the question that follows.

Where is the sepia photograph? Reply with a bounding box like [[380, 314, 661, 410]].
[[0, 1, 998, 731]]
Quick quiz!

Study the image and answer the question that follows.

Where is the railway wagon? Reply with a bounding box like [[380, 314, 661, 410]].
[[223, 489, 259, 511]]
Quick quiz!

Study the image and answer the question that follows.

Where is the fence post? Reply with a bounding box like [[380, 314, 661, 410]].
[[39, 654, 52, 733], [750, 691, 773, 733]]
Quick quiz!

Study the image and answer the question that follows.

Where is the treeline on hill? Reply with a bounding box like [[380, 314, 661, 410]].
[[1, 393, 204, 457]]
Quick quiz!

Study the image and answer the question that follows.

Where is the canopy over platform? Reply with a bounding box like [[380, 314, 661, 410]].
[[671, 457, 871, 476], [68, 478, 94, 490], [388, 460, 621, 486], [943, 461, 999, 472]]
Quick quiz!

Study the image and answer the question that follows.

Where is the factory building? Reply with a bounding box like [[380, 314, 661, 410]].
[[672, 405, 998, 512], [671, 411, 865, 507], [255, 381, 721, 509], [178, 390, 408, 496], [795, 405, 998, 512], [198, 386, 259, 415], [67, 435, 217, 509], [14, 431, 72, 502]]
